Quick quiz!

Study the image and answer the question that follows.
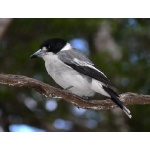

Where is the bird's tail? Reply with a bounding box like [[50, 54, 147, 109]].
[[103, 86, 132, 119]]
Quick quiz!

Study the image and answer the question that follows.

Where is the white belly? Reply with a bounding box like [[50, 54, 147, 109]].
[[44, 55, 95, 97]]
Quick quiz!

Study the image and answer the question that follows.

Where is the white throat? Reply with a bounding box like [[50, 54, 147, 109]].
[[61, 43, 72, 51]]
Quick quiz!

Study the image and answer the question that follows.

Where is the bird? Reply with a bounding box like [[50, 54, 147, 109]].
[[30, 38, 132, 118]]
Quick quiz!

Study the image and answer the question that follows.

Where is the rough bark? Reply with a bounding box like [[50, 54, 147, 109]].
[[0, 73, 150, 111]]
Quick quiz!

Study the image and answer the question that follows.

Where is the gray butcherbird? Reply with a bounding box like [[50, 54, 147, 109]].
[[30, 38, 132, 118]]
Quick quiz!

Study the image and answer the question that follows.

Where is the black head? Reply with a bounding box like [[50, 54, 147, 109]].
[[40, 38, 67, 53]]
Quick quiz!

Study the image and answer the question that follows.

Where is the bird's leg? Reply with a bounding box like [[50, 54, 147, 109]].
[[65, 86, 73, 90], [82, 96, 90, 100]]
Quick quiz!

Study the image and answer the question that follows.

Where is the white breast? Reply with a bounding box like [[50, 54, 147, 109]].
[[43, 54, 95, 97]]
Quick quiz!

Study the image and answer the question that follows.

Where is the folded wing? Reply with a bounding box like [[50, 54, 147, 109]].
[[58, 49, 112, 86]]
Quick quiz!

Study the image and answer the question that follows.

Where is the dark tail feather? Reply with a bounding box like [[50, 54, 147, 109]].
[[103, 86, 132, 119]]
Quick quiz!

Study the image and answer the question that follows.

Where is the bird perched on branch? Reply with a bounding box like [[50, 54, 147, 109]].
[[30, 38, 132, 118]]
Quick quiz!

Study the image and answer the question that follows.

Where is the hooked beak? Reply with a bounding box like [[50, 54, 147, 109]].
[[30, 49, 45, 59]]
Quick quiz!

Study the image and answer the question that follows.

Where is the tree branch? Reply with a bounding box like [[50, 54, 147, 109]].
[[0, 73, 150, 111]]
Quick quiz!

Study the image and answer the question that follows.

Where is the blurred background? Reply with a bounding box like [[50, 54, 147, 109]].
[[0, 18, 150, 132]]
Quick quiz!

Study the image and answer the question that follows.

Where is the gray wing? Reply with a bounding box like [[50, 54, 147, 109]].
[[58, 49, 112, 86], [58, 48, 93, 64]]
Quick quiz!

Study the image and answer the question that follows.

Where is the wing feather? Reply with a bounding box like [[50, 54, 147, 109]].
[[58, 49, 112, 86]]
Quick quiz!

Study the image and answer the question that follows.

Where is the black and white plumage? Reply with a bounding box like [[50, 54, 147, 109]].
[[30, 38, 132, 118]]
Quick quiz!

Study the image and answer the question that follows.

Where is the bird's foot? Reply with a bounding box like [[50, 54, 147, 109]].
[[65, 86, 73, 90], [82, 96, 90, 100]]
